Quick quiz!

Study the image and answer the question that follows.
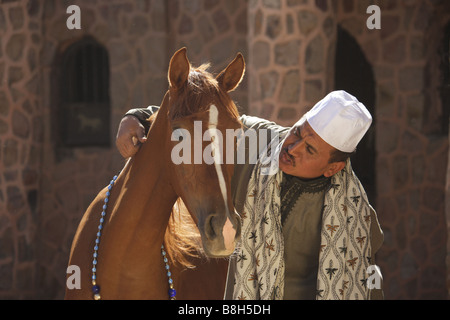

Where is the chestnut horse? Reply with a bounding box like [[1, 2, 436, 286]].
[[65, 48, 244, 299]]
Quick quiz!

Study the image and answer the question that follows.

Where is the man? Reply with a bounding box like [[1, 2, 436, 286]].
[[115, 90, 384, 300]]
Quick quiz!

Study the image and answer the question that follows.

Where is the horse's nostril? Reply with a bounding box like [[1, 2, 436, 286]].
[[205, 214, 217, 240]]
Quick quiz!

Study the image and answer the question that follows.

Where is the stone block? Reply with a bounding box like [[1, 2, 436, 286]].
[[399, 67, 424, 92], [6, 33, 25, 61], [0, 228, 14, 260], [305, 35, 324, 74], [263, 0, 281, 9], [279, 70, 300, 103], [376, 122, 399, 153], [0, 263, 13, 290], [277, 107, 297, 122], [252, 41, 271, 68], [297, 10, 318, 36], [12, 110, 29, 139], [304, 79, 322, 103], [266, 14, 282, 39], [382, 35, 406, 64], [8, 6, 24, 31], [274, 40, 301, 66], [3, 139, 18, 168], [260, 71, 279, 99], [7, 186, 25, 213], [212, 8, 230, 33], [393, 154, 409, 189]]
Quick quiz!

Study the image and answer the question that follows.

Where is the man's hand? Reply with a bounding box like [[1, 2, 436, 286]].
[[115, 115, 147, 158]]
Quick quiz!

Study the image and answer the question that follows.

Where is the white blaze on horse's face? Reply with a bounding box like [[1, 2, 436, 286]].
[[208, 104, 236, 254]]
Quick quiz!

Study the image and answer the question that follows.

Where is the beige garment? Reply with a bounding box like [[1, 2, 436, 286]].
[[281, 175, 328, 300]]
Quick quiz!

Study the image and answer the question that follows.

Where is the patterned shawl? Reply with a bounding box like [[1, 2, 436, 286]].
[[232, 139, 374, 300]]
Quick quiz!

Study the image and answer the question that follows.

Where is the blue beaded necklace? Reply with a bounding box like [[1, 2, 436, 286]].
[[91, 174, 176, 300]]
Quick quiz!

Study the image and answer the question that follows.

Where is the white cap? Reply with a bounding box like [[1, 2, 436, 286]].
[[305, 90, 372, 153]]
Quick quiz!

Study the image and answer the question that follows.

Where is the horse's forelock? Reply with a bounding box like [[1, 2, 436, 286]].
[[169, 64, 240, 121]]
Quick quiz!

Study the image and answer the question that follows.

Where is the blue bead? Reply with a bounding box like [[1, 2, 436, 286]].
[[106, 191, 110, 197], [92, 267, 96, 273], [167, 271, 171, 277], [93, 259, 97, 265], [92, 285, 101, 294], [103, 204, 107, 210], [168, 279, 173, 284], [113, 175, 118, 181], [169, 289, 176, 298], [95, 239, 100, 244], [104, 198, 109, 203], [92, 274, 96, 280], [94, 245, 99, 251]]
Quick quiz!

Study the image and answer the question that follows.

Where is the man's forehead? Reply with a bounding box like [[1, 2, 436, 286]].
[[293, 118, 334, 150]]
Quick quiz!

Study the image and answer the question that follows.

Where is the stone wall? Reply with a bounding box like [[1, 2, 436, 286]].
[[0, 0, 44, 299], [447, 126, 450, 299], [333, 0, 450, 299], [1, 0, 249, 300], [246, 0, 450, 299], [247, 0, 337, 126], [0, 0, 449, 300], [35, 0, 172, 299], [165, 0, 249, 112]]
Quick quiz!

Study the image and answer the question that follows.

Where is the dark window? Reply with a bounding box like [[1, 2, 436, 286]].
[[59, 36, 110, 147], [335, 25, 377, 203]]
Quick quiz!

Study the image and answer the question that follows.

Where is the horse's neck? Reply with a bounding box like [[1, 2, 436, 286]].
[[104, 100, 177, 261]]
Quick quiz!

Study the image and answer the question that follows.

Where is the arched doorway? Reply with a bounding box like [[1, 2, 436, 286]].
[[334, 25, 377, 203]]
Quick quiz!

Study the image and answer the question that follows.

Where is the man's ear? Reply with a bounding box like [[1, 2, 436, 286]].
[[324, 161, 346, 178]]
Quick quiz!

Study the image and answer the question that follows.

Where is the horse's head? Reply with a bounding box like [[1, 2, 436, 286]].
[[165, 48, 244, 258]]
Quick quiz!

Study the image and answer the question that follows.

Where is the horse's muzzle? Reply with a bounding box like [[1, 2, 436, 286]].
[[203, 211, 241, 257]]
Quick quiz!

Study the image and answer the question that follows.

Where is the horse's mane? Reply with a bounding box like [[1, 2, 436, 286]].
[[164, 199, 204, 268], [164, 63, 241, 269]]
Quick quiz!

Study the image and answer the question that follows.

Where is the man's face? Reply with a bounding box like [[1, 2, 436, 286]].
[[279, 119, 343, 179]]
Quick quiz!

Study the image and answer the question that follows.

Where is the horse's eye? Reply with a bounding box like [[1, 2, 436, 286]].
[[172, 128, 187, 142]]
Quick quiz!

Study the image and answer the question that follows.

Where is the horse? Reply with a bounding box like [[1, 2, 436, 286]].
[[65, 47, 245, 300]]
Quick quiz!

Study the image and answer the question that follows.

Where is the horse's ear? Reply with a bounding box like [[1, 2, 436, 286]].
[[169, 47, 190, 90], [217, 53, 245, 93]]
